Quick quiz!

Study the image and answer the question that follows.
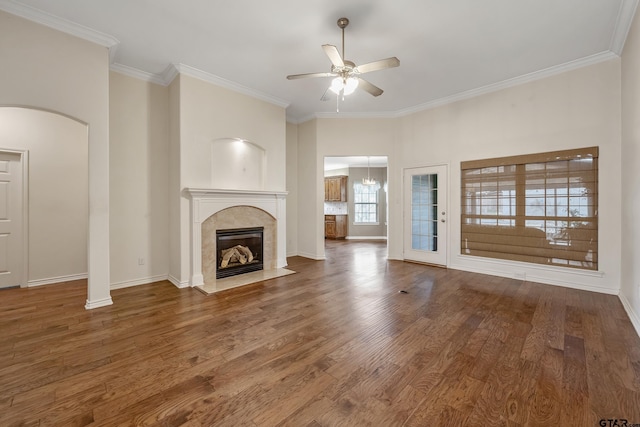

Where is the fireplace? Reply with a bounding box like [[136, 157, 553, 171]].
[[187, 188, 287, 290], [216, 227, 264, 279]]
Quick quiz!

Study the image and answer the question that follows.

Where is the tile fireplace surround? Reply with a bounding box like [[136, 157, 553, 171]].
[[187, 188, 289, 293]]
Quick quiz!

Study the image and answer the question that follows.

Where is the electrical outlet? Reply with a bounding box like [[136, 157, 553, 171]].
[[138, 257, 145, 265]]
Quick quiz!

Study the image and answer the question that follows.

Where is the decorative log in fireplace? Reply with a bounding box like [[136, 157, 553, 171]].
[[216, 227, 264, 279]]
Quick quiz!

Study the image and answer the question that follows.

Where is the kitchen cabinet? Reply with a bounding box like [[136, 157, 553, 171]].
[[324, 176, 347, 202], [325, 214, 347, 239]]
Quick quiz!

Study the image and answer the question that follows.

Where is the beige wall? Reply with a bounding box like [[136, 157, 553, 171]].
[[305, 119, 398, 258], [0, 11, 111, 307], [0, 108, 88, 283], [621, 7, 640, 334], [168, 76, 182, 285], [289, 59, 622, 295], [399, 58, 621, 294], [286, 122, 298, 256], [109, 71, 169, 288], [295, 119, 319, 259], [171, 74, 287, 284]]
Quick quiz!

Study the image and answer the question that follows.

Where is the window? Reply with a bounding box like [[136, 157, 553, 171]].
[[353, 182, 379, 224], [461, 147, 598, 270]]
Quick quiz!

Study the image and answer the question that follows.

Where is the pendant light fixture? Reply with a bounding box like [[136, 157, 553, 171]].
[[362, 156, 377, 186]]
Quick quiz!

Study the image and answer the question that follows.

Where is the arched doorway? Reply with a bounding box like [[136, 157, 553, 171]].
[[0, 107, 88, 289]]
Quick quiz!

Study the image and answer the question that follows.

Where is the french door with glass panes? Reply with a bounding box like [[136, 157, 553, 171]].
[[403, 165, 448, 266]]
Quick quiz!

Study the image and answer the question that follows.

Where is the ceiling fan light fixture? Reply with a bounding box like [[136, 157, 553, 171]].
[[329, 77, 359, 96], [329, 77, 344, 94], [343, 77, 359, 95]]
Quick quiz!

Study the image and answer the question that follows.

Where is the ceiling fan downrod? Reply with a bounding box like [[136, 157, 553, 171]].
[[337, 17, 349, 60]]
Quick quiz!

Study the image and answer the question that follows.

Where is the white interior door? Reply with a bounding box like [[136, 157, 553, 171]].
[[404, 165, 448, 266], [0, 151, 24, 288]]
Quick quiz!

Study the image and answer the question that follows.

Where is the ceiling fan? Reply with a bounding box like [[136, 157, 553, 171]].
[[286, 17, 400, 99]]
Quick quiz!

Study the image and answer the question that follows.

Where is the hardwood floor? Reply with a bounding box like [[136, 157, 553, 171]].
[[1, 239, 639, 426]]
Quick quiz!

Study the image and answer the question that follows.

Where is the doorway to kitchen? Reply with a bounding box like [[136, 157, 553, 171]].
[[323, 156, 388, 252]]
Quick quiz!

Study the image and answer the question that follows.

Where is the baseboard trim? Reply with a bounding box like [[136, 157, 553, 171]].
[[111, 275, 169, 290], [85, 296, 113, 310], [619, 293, 640, 338], [449, 262, 618, 295], [28, 273, 88, 287], [296, 251, 326, 261], [345, 236, 388, 240], [168, 274, 190, 289]]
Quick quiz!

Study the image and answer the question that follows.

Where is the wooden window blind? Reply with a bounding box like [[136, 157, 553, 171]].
[[461, 147, 598, 270]]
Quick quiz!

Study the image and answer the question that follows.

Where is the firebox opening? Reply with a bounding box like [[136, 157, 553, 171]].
[[216, 227, 264, 279]]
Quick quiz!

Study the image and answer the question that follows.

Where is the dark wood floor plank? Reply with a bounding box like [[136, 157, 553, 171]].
[[1, 239, 639, 426]]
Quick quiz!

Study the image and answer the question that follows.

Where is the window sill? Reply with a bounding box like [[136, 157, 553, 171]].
[[353, 222, 379, 226]]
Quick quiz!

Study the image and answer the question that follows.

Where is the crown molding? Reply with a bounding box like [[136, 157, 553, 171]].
[[0, 0, 119, 49], [110, 63, 167, 86], [170, 63, 290, 108], [290, 110, 397, 124], [395, 50, 619, 117], [160, 64, 180, 86], [314, 111, 397, 120], [610, 0, 639, 55]]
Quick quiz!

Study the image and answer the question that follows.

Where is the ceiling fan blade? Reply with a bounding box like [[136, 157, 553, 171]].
[[355, 57, 400, 74], [357, 77, 384, 97], [287, 72, 336, 80], [322, 44, 344, 67]]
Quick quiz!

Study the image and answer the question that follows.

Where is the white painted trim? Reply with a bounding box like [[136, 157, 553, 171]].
[[449, 254, 615, 295], [345, 236, 388, 240], [402, 164, 450, 267], [110, 63, 166, 86], [168, 274, 190, 289], [186, 188, 288, 290], [27, 273, 88, 287], [160, 63, 180, 86], [19, 150, 28, 288], [169, 64, 290, 108], [0, 0, 119, 49], [85, 296, 113, 310], [296, 251, 326, 261], [619, 293, 640, 338], [610, 0, 640, 55], [313, 111, 398, 120], [110, 274, 169, 290], [0, 147, 29, 288], [451, 264, 616, 294]]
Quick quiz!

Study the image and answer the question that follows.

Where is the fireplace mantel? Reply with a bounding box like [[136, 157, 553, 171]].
[[186, 188, 287, 288]]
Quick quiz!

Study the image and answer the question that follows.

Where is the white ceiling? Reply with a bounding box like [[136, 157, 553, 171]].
[[2, 0, 637, 123]]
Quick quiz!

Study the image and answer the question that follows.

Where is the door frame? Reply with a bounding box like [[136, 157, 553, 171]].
[[402, 163, 449, 267], [0, 148, 29, 288]]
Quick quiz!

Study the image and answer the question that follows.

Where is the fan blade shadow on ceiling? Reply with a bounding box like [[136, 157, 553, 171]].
[[356, 57, 400, 74], [320, 87, 331, 101]]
